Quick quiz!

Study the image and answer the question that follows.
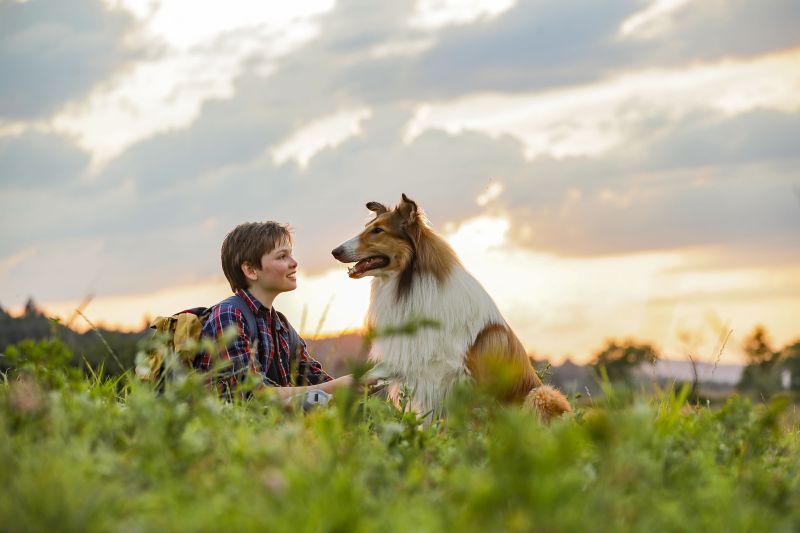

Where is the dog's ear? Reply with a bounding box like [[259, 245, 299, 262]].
[[397, 193, 418, 226], [366, 201, 388, 215]]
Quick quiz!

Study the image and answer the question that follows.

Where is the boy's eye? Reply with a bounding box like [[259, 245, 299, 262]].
[[371, 227, 384, 234]]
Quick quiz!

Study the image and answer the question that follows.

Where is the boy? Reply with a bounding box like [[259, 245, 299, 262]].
[[196, 221, 356, 400]]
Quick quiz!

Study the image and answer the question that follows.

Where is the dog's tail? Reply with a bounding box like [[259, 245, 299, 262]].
[[524, 385, 573, 423]]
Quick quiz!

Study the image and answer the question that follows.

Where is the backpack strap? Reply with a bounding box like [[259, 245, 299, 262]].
[[275, 310, 302, 359], [219, 294, 258, 343]]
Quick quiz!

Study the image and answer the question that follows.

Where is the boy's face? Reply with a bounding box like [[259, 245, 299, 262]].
[[247, 240, 298, 295]]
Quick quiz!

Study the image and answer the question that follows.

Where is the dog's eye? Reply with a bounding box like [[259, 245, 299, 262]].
[[371, 227, 384, 234]]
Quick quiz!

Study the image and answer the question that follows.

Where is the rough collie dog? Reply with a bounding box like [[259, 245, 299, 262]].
[[331, 194, 571, 422]]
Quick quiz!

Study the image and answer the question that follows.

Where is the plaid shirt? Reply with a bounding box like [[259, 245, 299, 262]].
[[196, 289, 332, 393]]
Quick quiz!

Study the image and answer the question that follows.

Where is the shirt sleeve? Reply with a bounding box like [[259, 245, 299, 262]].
[[199, 303, 265, 393]]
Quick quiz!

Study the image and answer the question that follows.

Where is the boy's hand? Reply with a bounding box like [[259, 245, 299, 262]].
[[365, 377, 387, 395], [328, 375, 386, 395]]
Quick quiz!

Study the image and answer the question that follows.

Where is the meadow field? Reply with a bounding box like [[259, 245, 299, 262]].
[[2, 337, 800, 533]]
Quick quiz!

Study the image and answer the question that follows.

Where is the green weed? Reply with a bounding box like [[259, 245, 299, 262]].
[[1, 338, 799, 532]]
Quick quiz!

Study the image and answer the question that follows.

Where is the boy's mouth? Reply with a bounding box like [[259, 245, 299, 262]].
[[347, 256, 389, 278]]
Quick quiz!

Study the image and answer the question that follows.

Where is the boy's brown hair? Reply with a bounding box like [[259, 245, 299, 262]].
[[221, 221, 292, 292]]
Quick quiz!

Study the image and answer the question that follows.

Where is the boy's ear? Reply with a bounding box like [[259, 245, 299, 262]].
[[241, 262, 258, 282], [397, 193, 418, 226]]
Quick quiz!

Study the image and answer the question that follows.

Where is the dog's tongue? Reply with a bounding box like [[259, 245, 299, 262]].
[[348, 257, 384, 277]]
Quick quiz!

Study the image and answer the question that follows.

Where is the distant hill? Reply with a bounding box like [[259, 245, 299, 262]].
[[547, 357, 744, 398], [306, 333, 368, 376], [0, 300, 148, 374], [0, 300, 368, 377], [637, 359, 743, 385]]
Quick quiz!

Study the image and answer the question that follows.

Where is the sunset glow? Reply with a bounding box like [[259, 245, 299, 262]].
[[15, 211, 800, 365]]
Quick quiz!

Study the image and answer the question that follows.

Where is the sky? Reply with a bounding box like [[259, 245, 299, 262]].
[[1, 0, 799, 364]]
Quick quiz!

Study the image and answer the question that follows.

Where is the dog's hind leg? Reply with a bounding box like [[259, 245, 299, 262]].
[[466, 323, 572, 422]]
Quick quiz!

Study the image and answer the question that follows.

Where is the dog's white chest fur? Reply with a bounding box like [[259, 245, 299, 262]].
[[367, 266, 506, 415]]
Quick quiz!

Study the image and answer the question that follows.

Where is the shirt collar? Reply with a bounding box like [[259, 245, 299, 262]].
[[236, 288, 283, 330]]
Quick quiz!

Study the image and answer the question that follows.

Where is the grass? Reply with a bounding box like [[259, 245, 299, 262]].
[[2, 338, 800, 532]]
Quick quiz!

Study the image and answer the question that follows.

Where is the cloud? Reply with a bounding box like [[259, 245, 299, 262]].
[[92, 66, 381, 194], [405, 48, 800, 161], [500, 157, 800, 261], [408, 0, 800, 98], [2, 0, 799, 316], [0, 237, 105, 305], [410, 0, 517, 30], [0, 216, 227, 305], [0, 99, 531, 305], [0, 174, 134, 259], [112, 0, 335, 50], [5, 86, 798, 307], [50, 0, 336, 169], [619, 0, 693, 40], [0, 0, 141, 120], [0, 131, 89, 188], [622, 0, 800, 60], [271, 107, 372, 168], [647, 109, 800, 168]]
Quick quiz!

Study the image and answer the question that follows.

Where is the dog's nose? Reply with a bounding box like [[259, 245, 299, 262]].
[[331, 246, 344, 260]]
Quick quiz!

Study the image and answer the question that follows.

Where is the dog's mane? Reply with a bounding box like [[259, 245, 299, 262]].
[[397, 213, 460, 301]]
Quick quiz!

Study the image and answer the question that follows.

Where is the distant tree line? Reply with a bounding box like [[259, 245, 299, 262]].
[[737, 325, 800, 397], [2, 299, 798, 399], [588, 326, 800, 400], [0, 298, 147, 376], [592, 339, 659, 385]]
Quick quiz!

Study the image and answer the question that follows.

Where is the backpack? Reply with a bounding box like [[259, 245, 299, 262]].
[[135, 294, 267, 384]]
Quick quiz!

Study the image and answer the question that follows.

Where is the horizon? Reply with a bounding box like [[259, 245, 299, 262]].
[[2, 0, 799, 365], [3, 297, 768, 374]]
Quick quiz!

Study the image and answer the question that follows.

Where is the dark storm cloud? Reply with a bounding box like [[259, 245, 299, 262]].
[[0, 0, 142, 120]]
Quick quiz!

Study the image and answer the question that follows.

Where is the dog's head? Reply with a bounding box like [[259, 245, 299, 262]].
[[331, 194, 423, 279]]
